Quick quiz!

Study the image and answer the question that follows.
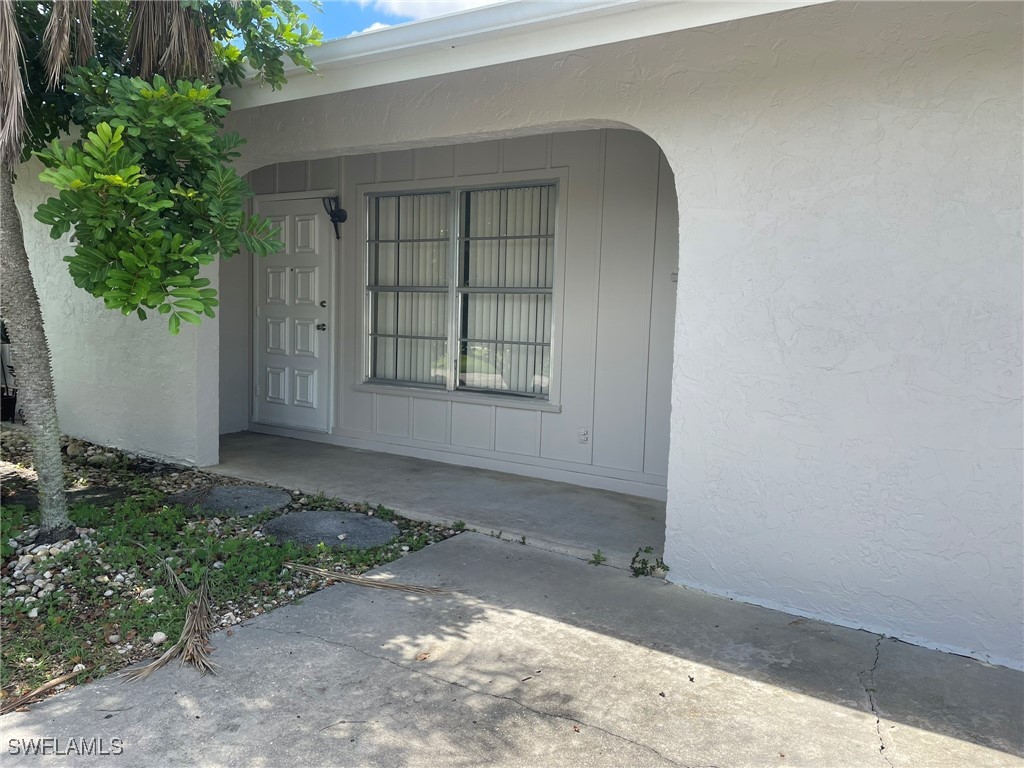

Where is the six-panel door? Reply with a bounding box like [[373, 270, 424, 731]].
[[253, 200, 332, 432]]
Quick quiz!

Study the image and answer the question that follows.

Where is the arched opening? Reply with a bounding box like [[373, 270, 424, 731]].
[[216, 126, 678, 566]]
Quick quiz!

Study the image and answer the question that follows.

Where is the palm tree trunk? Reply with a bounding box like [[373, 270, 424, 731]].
[[0, 164, 71, 539]]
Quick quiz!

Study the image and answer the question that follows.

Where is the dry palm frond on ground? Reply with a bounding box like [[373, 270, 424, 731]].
[[122, 564, 216, 682], [124, 562, 443, 683], [284, 562, 446, 595], [0, 668, 87, 716]]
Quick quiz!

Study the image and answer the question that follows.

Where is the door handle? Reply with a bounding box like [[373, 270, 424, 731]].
[[316, 323, 327, 331], [319, 300, 327, 308]]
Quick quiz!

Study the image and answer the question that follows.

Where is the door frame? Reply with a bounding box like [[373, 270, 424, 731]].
[[251, 190, 338, 433]]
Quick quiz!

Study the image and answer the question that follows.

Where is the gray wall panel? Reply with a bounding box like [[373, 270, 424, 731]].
[[415, 146, 456, 180], [413, 398, 449, 443], [644, 154, 678, 477], [592, 130, 660, 472], [451, 402, 493, 449], [456, 140, 500, 176]]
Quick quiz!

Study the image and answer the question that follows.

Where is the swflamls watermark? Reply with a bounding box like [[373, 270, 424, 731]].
[[7, 737, 124, 756]]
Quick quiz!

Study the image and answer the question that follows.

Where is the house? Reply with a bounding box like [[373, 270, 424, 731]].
[[15, 1, 1022, 669]]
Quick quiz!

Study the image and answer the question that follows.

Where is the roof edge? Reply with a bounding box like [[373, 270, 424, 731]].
[[227, 0, 831, 111]]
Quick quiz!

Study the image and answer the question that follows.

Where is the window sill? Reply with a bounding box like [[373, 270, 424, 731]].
[[353, 382, 562, 413]]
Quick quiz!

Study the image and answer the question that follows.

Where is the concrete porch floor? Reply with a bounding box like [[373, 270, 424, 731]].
[[211, 432, 665, 569]]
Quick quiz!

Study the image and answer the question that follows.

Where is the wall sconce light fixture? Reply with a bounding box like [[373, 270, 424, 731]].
[[322, 196, 347, 240]]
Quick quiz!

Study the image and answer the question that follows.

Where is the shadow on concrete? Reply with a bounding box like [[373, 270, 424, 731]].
[[3, 534, 1021, 767]]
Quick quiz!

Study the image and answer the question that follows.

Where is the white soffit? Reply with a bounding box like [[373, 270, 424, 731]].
[[228, 0, 832, 110]]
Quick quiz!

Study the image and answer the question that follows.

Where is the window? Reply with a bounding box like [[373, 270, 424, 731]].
[[367, 192, 450, 387], [366, 183, 556, 399]]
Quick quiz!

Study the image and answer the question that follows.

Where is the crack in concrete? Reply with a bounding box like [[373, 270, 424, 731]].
[[859, 636, 894, 768], [319, 718, 369, 732], [252, 625, 698, 767]]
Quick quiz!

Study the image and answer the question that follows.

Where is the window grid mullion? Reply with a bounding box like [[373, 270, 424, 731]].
[[459, 234, 555, 242], [447, 188, 461, 393], [367, 286, 448, 294], [461, 338, 551, 347], [370, 198, 380, 379], [394, 196, 400, 380], [457, 286, 552, 295], [368, 237, 449, 244], [496, 188, 506, 357], [370, 333, 447, 342]]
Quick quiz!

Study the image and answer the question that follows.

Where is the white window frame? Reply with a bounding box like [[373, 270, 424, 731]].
[[356, 169, 568, 411]]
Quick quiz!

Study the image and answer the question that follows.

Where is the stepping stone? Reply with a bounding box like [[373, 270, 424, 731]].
[[263, 510, 399, 550], [167, 485, 292, 517]]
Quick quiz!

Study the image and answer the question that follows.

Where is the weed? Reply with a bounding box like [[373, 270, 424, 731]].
[[374, 505, 396, 521], [588, 549, 607, 566], [630, 546, 669, 577], [452, 521, 466, 532], [305, 490, 337, 510]]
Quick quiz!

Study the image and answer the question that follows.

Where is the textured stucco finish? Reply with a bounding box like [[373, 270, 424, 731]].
[[12, 164, 218, 466], [9, 2, 1020, 667], [229, 2, 1023, 667]]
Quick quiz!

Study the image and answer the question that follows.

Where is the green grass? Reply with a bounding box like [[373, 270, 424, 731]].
[[1, 493, 451, 695]]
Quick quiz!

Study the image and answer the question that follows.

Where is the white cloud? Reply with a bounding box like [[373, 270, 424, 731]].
[[349, 21, 392, 36], [372, 0, 505, 21]]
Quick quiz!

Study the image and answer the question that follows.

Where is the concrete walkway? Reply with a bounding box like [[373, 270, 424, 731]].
[[3, 534, 1021, 767], [212, 432, 665, 568]]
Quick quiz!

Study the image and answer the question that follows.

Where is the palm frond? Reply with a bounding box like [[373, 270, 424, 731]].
[[0, 0, 26, 166], [42, 0, 71, 90], [73, 1, 94, 67], [0, 667, 88, 715], [41, 1, 93, 91], [179, 573, 216, 673], [120, 638, 181, 683], [124, 569, 217, 682], [285, 562, 448, 595], [127, 0, 213, 83], [164, 560, 190, 597]]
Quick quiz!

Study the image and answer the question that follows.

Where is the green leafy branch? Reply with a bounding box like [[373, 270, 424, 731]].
[[34, 69, 283, 334]]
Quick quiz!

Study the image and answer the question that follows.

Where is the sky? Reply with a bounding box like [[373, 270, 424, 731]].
[[298, 0, 507, 40]]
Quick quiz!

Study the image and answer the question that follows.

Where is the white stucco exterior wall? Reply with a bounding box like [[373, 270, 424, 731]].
[[229, 2, 1023, 667], [13, 163, 219, 467], [662, 12, 1022, 669]]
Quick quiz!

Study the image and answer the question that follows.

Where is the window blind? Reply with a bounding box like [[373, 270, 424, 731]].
[[366, 183, 556, 398]]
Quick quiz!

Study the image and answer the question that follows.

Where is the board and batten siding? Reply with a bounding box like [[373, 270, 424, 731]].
[[222, 129, 677, 498]]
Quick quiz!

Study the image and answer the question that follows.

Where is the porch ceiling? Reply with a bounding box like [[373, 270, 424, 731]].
[[210, 432, 665, 569]]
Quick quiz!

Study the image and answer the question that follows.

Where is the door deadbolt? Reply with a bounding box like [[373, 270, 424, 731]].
[[319, 300, 327, 308], [316, 323, 327, 331]]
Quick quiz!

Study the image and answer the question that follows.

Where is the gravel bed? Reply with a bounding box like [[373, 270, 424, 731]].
[[0, 428, 459, 703]]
